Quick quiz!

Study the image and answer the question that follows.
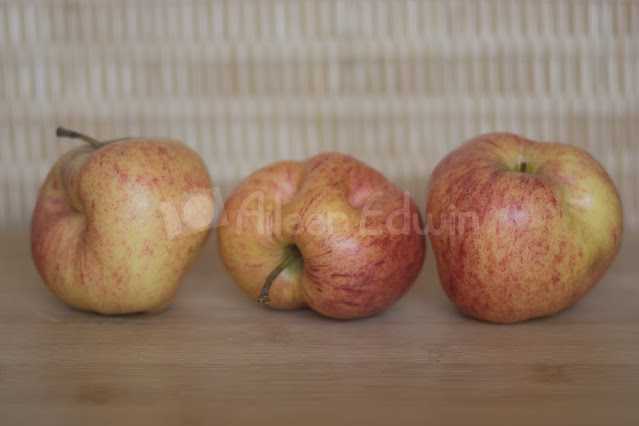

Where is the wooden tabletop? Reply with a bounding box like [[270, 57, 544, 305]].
[[1, 229, 638, 426]]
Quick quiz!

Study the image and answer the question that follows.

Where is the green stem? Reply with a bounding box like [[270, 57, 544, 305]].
[[257, 247, 301, 305]]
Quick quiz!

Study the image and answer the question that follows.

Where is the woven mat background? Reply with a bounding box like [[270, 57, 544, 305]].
[[1, 0, 638, 230]]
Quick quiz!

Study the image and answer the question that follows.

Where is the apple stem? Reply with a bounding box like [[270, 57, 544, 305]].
[[56, 127, 103, 149], [257, 246, 301, 305], [520, 162, 527, 173], [56, 127, 132, 149]]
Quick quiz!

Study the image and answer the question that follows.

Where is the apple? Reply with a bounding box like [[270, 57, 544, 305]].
[[426, 133, 623, 323], [217, 153, 425, 319], [31, 127, 214, 314]]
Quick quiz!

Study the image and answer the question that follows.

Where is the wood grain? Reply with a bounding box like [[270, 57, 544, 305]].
[[1, 230, 638, 426]]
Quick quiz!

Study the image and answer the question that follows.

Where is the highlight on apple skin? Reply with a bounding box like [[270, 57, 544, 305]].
[[217, 152, 426, 320], [31, 128, 214, 314], [426, 133, 623, 324]]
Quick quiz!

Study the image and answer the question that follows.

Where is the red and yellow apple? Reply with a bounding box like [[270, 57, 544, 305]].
[[31, 128, 214, 314], [218, 153, 425, 319], [426, 133, 623, 323]]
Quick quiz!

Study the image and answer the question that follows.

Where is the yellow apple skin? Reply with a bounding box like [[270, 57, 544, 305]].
[[426, 133, 623, 323], [218, 153, 425, 319], [31, 139, 213, 314]]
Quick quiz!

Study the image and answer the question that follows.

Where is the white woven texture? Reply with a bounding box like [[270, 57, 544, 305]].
[[1, 0, 638, 230]]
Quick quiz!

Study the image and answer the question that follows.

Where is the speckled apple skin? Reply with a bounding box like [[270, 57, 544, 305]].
[[218, 153, 425, 319], [31, 139, 213, 314], [426, 133, 623, 323]]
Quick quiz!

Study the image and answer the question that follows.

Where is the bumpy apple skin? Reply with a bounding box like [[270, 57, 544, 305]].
[[426, 133, 623, 323], [218, 153, 426, 319], [31, 139, 213, 314]]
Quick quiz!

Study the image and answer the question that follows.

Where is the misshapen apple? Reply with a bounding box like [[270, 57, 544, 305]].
[[31, 128, 213, 314], [426, 133, 623, 323], [218, 153, 425, 319]]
